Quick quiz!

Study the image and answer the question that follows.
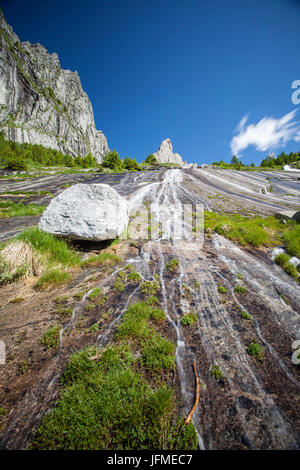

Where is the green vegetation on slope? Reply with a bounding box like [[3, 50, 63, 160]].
[[260, 150, 300, 168], [17, 227, 81, 267], [0, 133, 98, 171], [102, 149, 142, 172], [204, 211, 295, 248], [0, 200, 46, 218], [0, 227, 122, 288], [205, 211, 300, 281], [30, 302, 197, 450], [212, 149, 300, 170]]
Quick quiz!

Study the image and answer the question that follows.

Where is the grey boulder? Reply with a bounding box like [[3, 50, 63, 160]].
[[275, 210, 300, 223], [39, 184, 129, 241]]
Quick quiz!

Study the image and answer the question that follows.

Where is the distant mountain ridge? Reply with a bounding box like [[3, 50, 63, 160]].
[[0, 9, 109, 162]]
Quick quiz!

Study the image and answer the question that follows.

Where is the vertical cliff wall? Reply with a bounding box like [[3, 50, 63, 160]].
[[0, 9, 109, 162]]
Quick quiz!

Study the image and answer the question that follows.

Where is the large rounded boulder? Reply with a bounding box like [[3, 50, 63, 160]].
[[39, 183, 129, 241]]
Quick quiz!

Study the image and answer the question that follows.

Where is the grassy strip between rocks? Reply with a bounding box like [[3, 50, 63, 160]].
[[205, 212, 300, 281], [205, 211, 300, 256], [30, 302, 198, 450], [0, 200, 46, 218], [0, 227, 122, 288]]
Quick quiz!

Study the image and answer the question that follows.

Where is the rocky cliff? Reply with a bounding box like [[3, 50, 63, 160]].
[[153, 138, 183, 165], [0, 9, 109, 162]]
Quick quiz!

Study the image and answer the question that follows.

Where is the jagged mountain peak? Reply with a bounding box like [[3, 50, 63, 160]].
[[154, 138, 183, 165]]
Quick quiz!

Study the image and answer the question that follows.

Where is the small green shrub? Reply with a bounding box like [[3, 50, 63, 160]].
[[85, 304, 96, 312], [53, 306, 73, 319], [181, 313, 197, 326], [247, 341, 264, 361], [234, 285, 247, 294], [211, 364, 224, 380], [89, 287, 101, 300], [85, 323, 100, 333], [73, 291, 85, 300], [240, 310, 252, 320], [97, 294, 108, 307], [140, 280, 159, 296], [35, 270, 71, 290], [218, 285, 227, 294], [145, 296, 159, 306], [17, 359, 29, 375], [166, 259, 179, 271], [128, 270, 142, 282], [40, 325, 60, 349], [114, 279, 125, 292]]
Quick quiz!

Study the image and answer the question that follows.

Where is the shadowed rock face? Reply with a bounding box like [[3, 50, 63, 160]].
[[154, 138, 184, 165], [0, 10, 109, 162]]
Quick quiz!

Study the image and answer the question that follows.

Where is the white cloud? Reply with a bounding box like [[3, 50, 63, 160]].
[[230, 110, 300, 156]]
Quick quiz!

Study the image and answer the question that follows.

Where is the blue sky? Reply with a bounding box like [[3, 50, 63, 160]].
[[2, 0, 300, 165]]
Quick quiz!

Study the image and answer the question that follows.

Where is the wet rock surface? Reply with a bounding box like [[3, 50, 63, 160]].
[[0, 167, 300, 449]]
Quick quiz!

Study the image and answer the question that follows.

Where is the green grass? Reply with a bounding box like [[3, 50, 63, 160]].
[[240, 310, 252, 321], [85, 304, 96, 312], [30, 302, 197, 450], [81, 252, 121, 268], [128, 270, 142, 282], [17, 227, 80, 267], [204, 211, 287, 247], [141, 336, 175, 372], [211, 364, 225, 381], [88, 287, 101, 300], [17, 359, 30, 375], [247, 341, 264, 361], [53, 306, 73, 319], [140, 280, 160, 297], [234, 285, 247, 294], [114, 278, 125, 292], [145, 296, 159, 306], [35, 269, 72, 290], [181, 313, 197, 326], [274, 253, 299, 281], [40, 325, 60, 349], [166, 258, 179, 271], [0, 190, 51, 196], [0, 256, 27, 285], [73, 291, 85, 300], [218, 285, 227, 294], [0, 200, 46, 218], [282, 225, 300, 258]]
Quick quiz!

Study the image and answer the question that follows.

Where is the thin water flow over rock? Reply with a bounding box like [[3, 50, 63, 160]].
[[1, 168, 299, 449]]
